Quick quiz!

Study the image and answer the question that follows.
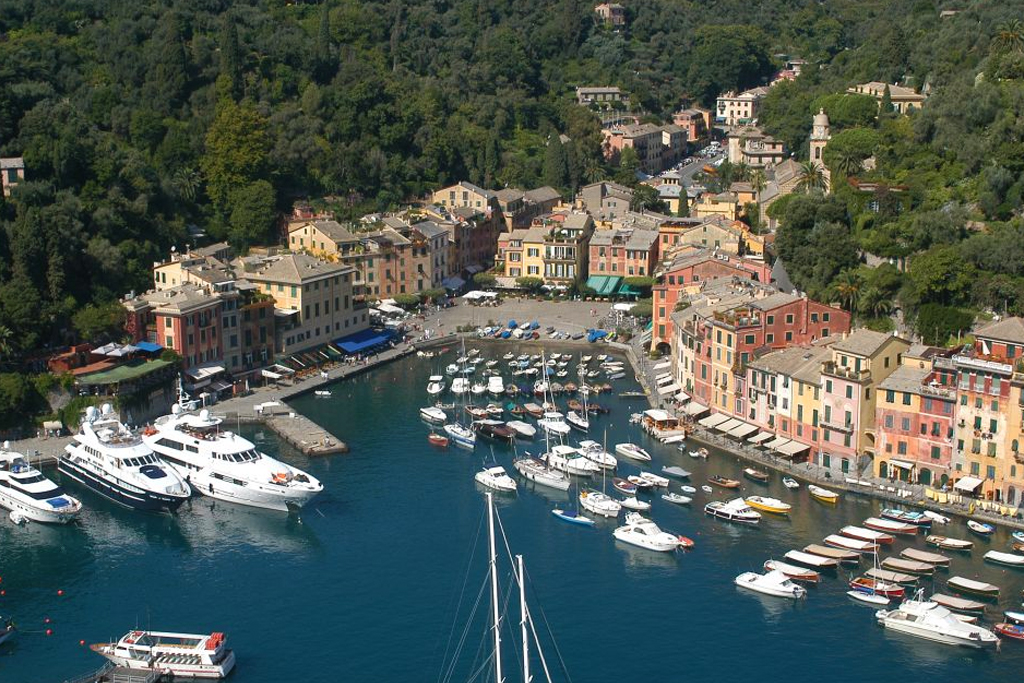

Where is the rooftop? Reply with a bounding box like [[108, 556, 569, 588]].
[[246, 253, 354, 285], [877, 364, 932, 395], [126, 283, 221, 314], [832, 329, 896, 358], [524, 186, 561, 204], [975, 317, 1024, 346], [748, 345, 832, 384]]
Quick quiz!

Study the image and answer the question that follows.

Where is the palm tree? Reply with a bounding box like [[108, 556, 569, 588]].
[[832, 271, 863, 312], [831, 149, 863, 179], [795, 161, 826, 194], [995, 19, 1024, 53]]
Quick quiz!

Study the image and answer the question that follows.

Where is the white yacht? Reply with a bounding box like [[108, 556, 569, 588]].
[[615, 443, 652, 462], [91, 629, 235, 678], [545, 444, 599, 476], [876, 592, 998, 649], [60, 405, 191, 512], [487, 376, 505, 396], [474, 465, 517, 493], [426, 376, 446, 395], [0, 445, 81, 524], [735, 570, 807, 600], [513, 457, 570, 491], [577, 440, 617, 469], [451, 378, 470, 395], [579, 489, 621, 518], [443, 422, 476, 449], [506, 420, 537, 440], [420, 406, 447, 423], [538, 412, 571, 437], [613, 512, 681, 552], [471, 382, 487, 396], [565, 410, 589, 433], [144, 400, 323, 512], [704, 498, 762, 525]]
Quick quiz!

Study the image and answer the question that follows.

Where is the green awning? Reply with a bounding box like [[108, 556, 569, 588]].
[[618, 283, 641, 296], [585, 275, 622, 296]]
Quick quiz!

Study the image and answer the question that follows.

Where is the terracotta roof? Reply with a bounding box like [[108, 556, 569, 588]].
[[975, 317, 1024, 345], [246, 253, 353, 285], [832, 329, 897, 357]]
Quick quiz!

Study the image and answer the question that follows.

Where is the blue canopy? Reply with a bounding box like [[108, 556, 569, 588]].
[[335, 328, 396, 354], [529, 321, 540, 330], [135, 341, 163, 353], [587, 329, 609, 343], [508, 320, 518, 329]]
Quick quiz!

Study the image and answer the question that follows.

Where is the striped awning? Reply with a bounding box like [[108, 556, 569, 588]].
[[748, 431, 774, 444], [699, 413, 730, 428], [728, 422, 759, 439], [654, 372, 672, 382], [656, 374, 675, 386], [715, 418, 743, 432]]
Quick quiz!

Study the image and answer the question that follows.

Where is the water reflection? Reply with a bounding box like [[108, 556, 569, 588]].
[[615, 541, 680, 573], [737, 588, 803, 623], [177, 498, 321, 556]]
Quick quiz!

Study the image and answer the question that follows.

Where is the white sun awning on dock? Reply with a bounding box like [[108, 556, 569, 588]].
[[748, 431, 774, 444], [728, 422, 759, 439], [764, 436, 791, 450], [656, 373, 675, 385], [777, 441, 810, 457], [715, 418, 742, 432], [698, 413, 730, 428], [888, 459, 915, 471], [658, 382, 681, 395], [675, 390, 690, 402], [683, 402, 710, 417], [653, 360, 671, 371], [954, 476, 984, 492]]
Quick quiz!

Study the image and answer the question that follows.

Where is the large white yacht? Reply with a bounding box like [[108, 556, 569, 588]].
[[0, 445, 82, 524], [144, 397, 323, 512], [91, 629, 235, 678], [60, 405, 191, 512], [875, 591, 998, 649]]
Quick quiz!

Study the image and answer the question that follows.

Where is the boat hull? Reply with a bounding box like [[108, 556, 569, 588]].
[[58, 457, 187, 512]]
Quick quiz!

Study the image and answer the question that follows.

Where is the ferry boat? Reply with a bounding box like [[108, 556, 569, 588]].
[[0, 444, 82, 524], [144, 397, 323, 512], [91, 629, 235, 678], [60, 404, 191, 512]]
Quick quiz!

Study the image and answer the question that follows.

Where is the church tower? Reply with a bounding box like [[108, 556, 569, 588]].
[[809, 108, 831, 190]]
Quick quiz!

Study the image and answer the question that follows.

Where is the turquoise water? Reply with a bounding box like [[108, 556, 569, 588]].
[[4, 343, 1024, 682]]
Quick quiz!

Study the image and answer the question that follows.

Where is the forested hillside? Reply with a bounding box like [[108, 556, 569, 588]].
[[0, 0, 1022, 356]]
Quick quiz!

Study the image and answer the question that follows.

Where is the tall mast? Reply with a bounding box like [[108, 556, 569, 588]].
[[487, 492, 504, 683], [518, 554, 530, 683]]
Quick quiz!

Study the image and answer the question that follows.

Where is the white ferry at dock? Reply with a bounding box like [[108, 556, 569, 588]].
[[91, 629, 235, 678]]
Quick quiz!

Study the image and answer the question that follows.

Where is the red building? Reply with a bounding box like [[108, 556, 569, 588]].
[[124, 284, 223, 370], [588, 228, 660, 278]]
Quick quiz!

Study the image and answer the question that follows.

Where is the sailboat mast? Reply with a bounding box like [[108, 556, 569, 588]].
[[518, 554, 530, 683], [487, 492, 504, 683]]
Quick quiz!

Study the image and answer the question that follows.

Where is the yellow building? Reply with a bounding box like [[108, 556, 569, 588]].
[[694, 192, 740, 221], [287, 220, 358, 260]]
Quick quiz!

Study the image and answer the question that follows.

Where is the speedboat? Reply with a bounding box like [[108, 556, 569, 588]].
[[923, 510, 950, 525], [688, 448, 708, 459], [680, 485, 697, 494], [474, 465, 517, 493], [551, 508, 595, 526], [451, 377, 470, 395], [613, 513, 682, 552], [565, 410, 589, 433], [637, 472, 670, 487], [926, 535, 973, 552], [506, 420, 537, 440], [619, 496, 651, 511], [662, 492, 692, 505], [613, 478, 637, 496], [545, 445, 599, 476], [523, 403, 545, 419], [579, 489, 621, 518], [864, 517, 918, 535], [662, 466, 691, 479], [62, 404, 191, 512], [443, 422, 477, 449], [471, 382, 487, 396], [1005, 610, 1024, 625], [513, 457, 570, 491], [145, 397, 322, 512], [744, 496, 791, 515], [995, 623, 1024, 641], [0, 445, 82, 524], [735, 570, 806, 600], [984, 550, 1024, 568], [91, 629, 236, 678], [427, 376, 446, 395], [967, 520, 995, 536], [700, 485, 713, 494], [808, 485, 839, 504], [615, 443, 652, 462], [848, 590, 890, 607], [763, 560, 819, 583], [420, 406, 447, 423], [876, 591, 998, 649], [881, 508, 932, 527], [487, 376, 505, 396], [841, 526, 894, 545], [538, 412, 571, 437], [782, 477, 799, 489], [577, 440, 617, 469], [704, 498, 761, 524]]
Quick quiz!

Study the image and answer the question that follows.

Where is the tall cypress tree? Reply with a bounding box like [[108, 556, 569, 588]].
[[219, 16, 243, 100], [543, 136, 569, 191]]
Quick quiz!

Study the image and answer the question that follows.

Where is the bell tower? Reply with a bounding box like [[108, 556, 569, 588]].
[[810, 109, 831, 189]]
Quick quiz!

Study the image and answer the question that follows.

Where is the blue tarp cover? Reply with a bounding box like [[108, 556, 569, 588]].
[[587, 329, 609, 343], [335, 328, 395, 354], [135, 341, 163, 352], [508, 320, 518, 328]]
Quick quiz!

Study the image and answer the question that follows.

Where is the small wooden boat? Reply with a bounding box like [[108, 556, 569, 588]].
[[708, 475, 741, 489], [865, 568, 918, 585], [523, 403, 544, 418], [824, 534, 878, 554], [968, 520, 996, 536], [662, 492, 692, 505], [900, 548, 951, 567], [465, 406, 490, 419], [700, 485, 713, 494], [880, 508, 932, 527], [680, 485, 697, 494], [688, 448, 709, 459], [510, 404, 527, 416], [995, 623, 1024, 641], [808, 485, 839, 504], [1014, 540, 1024, 553], [931, 593, 987, 613], [863, 517, 918, 535], [803, 544, 859, 565], [849, 576, 904, 598], [764, 560, 820, 583], [551, 509, 595, 527], [637, 471, 670, 487], [744, 496, 791, 515], [743, 467, 769, 483], [567, 399, 583, 412], [926, 535, 973, 552], [676, 535, 695, 550], [662, 466, 691, 479], [784, 549, 838, 569], [427, 433, 449, 448], [840, 526, 894, 545], [782, 477, 799, 489], [947, 576, 999, 598], [984, 550, 1024, 568], [626, 475, 655, 490], [612, 478, 637, 496], [881, 557, 934, 576]]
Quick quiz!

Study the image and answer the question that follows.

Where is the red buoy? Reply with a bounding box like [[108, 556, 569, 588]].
[[57, 589, 64, 596], [45, 629, 53, 636], [79, 640, 86, 646]]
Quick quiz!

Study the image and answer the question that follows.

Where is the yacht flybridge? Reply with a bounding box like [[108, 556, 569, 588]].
[[91, 629, 235, 678], [0, 444, 81, 524], [60, 404, 191, 512], [144, 390, 322, 512]]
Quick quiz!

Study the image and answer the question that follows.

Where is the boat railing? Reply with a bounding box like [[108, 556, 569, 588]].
[[55, 662, 157, 683]]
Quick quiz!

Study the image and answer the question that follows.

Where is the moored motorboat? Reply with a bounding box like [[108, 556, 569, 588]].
[[619, 496, 651, 511], [881, 557, 934, 576], [995, 623, 1024, 641], [875, 592, 998, 649], [688, 448, 709, 459], [700, 485, 713, 494], [784, 549, 838, 569], [91, 629, 236, 678], [841, 526, 894, 545], [850, 576, 905, 598], [865, 568, 918, 586], [807, 484, 839, 504], [824, 534, 878, 554], [662, 492, 692, 505], [615, 443, 652, 462], [926, 535, 973, 552], [662, 466, 691, 479], [506, 420, 537, 440], [428, 433, 449, 448], [901, 548, 951, 567], [848, 590, 890, 606], [931, 594, 987, 614], [782, 477, 799, 489], [984, 550, 1024, 568], [881, 508, 932, 527], [566, 410, 590, 433], [513, 457, 570, 491], [538, 412, 571, 437], [427, 375, 446, 395], [613, 512, 682, 552], [764, 560, 820, 583], [443, 422, 477, 449], [577, 440, 617, 469], [947, 576, 999, 598], [680, 485, 697, 494], [863, 517, 918, 535], [626, 475, 655, 491], [708, 475, 741, 489], [744, 496, 791, 515], [523, 403, 545, 419], [474, 465, 518, 493], [734, 570, 806, 600], [923, 510, 950, 525], [1005, 610, 1024, 625], [0, 446, 81, 524], [742, 467, 769, 483], [546, 444, 599, 476], [637, 471, 670, 488], [967, 520, 996, 536], [803, 544, 859, 565], [579, 489, 622, 518], [704, 498, 761, 525], [472, 420, 516, 442], [420, 405, 448, 423], [612, 477, 637, 496]]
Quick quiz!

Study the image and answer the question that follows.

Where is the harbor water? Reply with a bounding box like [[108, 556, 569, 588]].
[[4, 343, 1024, 682]]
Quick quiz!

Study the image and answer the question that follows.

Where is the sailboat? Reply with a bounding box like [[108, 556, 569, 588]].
[[513, 427, 570, 492], [443, 338, 477, 449], [553, 480, 596, 526], [565, 356, 590, 433], [847, 547, 895, 606]]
